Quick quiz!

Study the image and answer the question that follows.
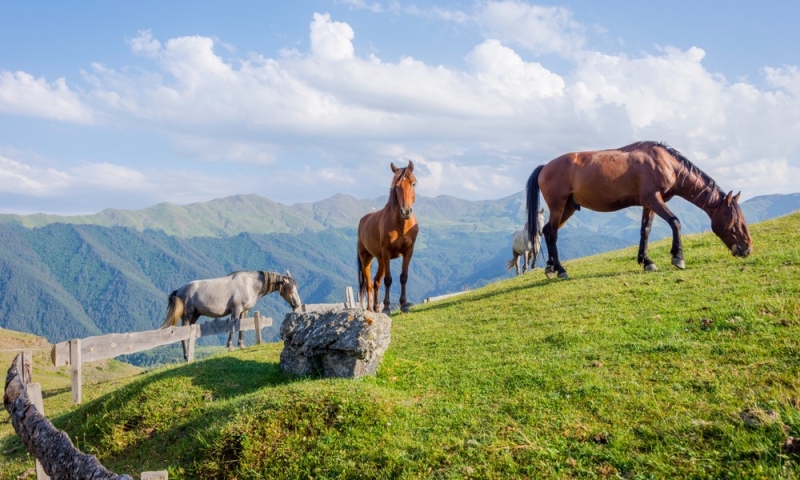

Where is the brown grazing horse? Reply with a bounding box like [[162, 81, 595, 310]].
[[357, 161, 419, 314], [526, 141, 752, 279]]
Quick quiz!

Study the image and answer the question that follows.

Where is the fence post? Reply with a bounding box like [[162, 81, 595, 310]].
[[254, 311, 262, 345], [69, 339, 82, 405], [22, 350, 33, 385], [187, 324, 198, 363], [17, 353, 50, 480], [26, 382, 50, 480], [345, 287, 355, 308]]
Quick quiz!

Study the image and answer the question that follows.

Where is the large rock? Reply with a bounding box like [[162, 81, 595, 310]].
[[280, 308, 391, 378]]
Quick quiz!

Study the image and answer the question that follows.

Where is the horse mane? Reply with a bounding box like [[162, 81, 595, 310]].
[[259, 271, 282, 296], [650, 141, 724, 206], [386, 167, 406, 209]]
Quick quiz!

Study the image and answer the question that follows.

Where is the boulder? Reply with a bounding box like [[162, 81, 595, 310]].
[[280, 308, 391, 378]]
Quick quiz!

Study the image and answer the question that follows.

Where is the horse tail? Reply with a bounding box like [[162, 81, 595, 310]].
[[526, 165, 544, 267], [160, 291, 184, 329], [357, 255, 367, 302], [507, 256, 517, 271]]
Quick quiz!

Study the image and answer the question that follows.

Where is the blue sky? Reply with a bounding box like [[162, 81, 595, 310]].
[[1, 1, 799, 214]]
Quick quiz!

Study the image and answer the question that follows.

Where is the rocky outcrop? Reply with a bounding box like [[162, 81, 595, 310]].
[[280, 309, 391, 378]]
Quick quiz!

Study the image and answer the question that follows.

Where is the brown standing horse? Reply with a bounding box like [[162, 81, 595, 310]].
[[526, 141, 752, 279], [357, 161, 419, 314]]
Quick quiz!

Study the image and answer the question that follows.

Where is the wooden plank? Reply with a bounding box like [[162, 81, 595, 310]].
[[141, 472, 168, 480], [21, 350, 32, 385], [70, 339, 82, 405], [186, 324, 197, 363], [141, 471, 168, 480], [50, 316, 274, 367], [345, 286, 355, 308], [25, 383, 50, 480], [254, 311, 262, 345]]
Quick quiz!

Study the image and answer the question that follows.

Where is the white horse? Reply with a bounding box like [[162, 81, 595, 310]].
[[160, 270, 301, 360], [507, 209, 545, 275]]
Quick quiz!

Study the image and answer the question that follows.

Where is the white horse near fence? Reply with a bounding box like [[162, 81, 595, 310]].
[[507, 209, 545, 276], [160, 270, 301, 360]]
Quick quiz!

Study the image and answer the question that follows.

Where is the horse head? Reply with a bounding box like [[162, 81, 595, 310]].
[[278, 270, 302, 310], [390, 161, 416, 220], [710, 191, 752, 257]]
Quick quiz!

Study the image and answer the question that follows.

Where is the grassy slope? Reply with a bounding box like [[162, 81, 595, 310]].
[[2, 213, 799, 479]]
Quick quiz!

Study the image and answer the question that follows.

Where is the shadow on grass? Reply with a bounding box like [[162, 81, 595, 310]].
[[33, 354, 312, 474]]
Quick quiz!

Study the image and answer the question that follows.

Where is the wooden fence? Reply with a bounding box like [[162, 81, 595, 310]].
[[50, 312, 272, 405]]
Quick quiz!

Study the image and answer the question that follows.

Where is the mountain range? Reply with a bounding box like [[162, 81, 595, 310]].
[[0, 191, 798, 364]]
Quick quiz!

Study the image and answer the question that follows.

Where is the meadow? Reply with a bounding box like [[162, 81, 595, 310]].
[[1, 212, 798, 479]]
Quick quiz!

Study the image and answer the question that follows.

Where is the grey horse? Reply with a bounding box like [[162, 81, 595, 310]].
[[160, 270, 301, 360], [507, 209, 545, 275]]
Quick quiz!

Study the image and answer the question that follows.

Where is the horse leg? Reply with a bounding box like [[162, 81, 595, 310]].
[[238, 311, 246, 348], [543, 200, 576, 279], [181, 318, 190, 362], [380, 253, 392, 314], [399, 250, 414, 313], [646, 195, 685, 269], [638, 208, 658, 271], [522, 251, 528, 274], [514, 253, 521, 276], [359, 251, 374, 311], [227, 309, 241, 351], [373, 257, 386, 314]]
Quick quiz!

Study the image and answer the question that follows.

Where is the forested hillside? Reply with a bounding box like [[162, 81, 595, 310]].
[[0, 192, 797, 365]]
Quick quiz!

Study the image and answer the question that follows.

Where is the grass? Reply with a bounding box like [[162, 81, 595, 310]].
[[1, 213, 799, 479]]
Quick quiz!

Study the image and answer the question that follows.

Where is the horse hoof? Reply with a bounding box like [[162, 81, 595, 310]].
[[672, 258, 686, 269], [557, 271, 569, 279], [382, 308, 391, 315], [545, 271, 554, 279], [644, 264, 658, 272], [401, 304, 411, 313]]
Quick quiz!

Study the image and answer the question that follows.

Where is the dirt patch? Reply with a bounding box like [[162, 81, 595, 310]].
[[0, 328, 51, 350]]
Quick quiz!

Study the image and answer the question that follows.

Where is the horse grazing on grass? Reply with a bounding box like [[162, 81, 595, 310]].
[[508, 209, 545, 275], [161, 270, 301, 360], [357, 161, 419, 314], [526, 141, 752, 279]]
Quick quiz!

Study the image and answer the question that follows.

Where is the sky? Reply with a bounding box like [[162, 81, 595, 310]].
[[1, 1, 799, 215]]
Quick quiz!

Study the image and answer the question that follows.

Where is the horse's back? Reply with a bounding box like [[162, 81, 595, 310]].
[[176, 271, 260, 318], [540, 143, 678, 212]]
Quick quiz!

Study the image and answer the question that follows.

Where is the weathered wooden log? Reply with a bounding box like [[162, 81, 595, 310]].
[[4, 354, 132, 480]]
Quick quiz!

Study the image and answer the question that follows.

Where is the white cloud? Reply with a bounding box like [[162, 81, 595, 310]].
[[128, 29, 161, 57], [310, 13, 355, 61], [3, 2, 800, 214], [335, 0, 384, 13], [0, 155, 71, 195], [467, 39, 565, 99], [475, 0, 585, 57], [0, 71, 94, 123]]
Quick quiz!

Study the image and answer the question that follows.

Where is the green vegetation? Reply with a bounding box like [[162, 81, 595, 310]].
[[2, 213, 798, 478]]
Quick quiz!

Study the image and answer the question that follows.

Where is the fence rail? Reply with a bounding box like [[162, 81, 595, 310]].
[[50, 313, 272, 404]]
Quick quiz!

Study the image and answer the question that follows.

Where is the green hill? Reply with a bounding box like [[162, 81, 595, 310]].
[[1, 213, 797, 478]]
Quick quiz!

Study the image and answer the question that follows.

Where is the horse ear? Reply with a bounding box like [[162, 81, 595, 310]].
[[725, 190, 733, 205], [285, 269, 292, 278], [391, 163, 398, 173], [407, 160, 414, 172], [733, 191, 741, 203]]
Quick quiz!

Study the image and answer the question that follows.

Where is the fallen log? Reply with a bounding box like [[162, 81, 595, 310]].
[[4, 353, 132, 480]]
